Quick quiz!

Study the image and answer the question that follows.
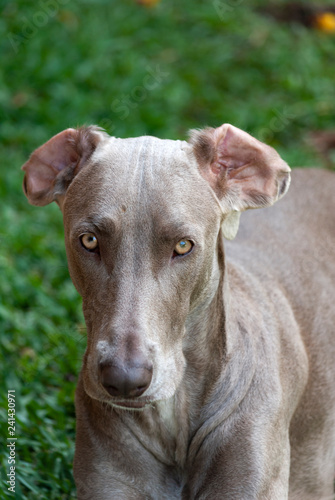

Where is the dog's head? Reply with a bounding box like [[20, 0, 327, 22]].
[[22, 124, 290, 409]]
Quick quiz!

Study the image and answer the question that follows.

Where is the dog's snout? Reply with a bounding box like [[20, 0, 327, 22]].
[[100, 361, 153, 398]]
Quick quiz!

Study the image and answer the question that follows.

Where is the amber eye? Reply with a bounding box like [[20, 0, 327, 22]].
[[174, 239, 193, 256], [80, 233, 98, 251]]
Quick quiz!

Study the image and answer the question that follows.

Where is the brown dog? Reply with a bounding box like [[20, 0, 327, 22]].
[[22, 124, 335, 499]]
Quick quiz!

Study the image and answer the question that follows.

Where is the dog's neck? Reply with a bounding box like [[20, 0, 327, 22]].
[[183, 261, 257, 470]]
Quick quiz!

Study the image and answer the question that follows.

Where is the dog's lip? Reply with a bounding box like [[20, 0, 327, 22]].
[[110, 399, 152, 410]]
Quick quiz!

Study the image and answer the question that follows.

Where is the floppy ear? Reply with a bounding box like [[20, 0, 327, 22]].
[[22, 126, 107, 207], [190, 123, 291, 210], [190, 123, 291, 239]]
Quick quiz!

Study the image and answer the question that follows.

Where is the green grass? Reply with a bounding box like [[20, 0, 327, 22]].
[[0, 0, 334, 497]]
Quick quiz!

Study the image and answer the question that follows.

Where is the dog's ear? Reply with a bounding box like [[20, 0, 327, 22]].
[[190, 124, 291, 216], [22, 126, 107, 207]]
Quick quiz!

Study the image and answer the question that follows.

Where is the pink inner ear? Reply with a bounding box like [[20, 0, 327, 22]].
[[216, 125, 290, 207], [22, 128, 79, 201], [192, 123, 291, 209], [27, 165, 58, 193], [212, 124, 262, 174], [33, 128, 79, 172]]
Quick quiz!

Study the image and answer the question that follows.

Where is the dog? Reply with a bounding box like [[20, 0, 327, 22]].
[[22, 124, 335, 499]]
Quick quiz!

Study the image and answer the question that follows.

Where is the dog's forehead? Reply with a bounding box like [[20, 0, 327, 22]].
[[91, 135, 195, 187], [64, 135, 217, 224]]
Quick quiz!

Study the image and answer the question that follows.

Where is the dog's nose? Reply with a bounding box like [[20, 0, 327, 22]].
[[100, 361, 153, 398]]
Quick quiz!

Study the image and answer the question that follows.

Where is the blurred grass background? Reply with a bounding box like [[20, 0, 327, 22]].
[[0, 0, 334, 498]]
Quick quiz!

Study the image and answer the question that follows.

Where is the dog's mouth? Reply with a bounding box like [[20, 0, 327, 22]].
[[109, 399, 153, 410]]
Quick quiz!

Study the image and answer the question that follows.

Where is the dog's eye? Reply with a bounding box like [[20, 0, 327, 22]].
[[80, 233, 99, 252], [173, 239, 193, 257]]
